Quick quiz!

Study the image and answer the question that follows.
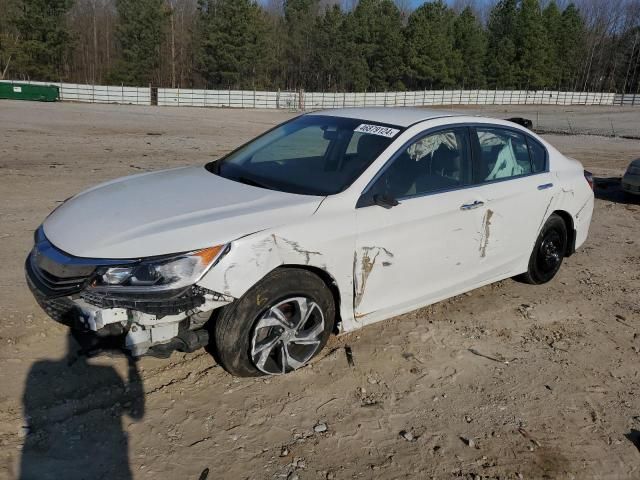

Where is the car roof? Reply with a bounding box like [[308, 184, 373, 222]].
[[306, 107, 461, 128]]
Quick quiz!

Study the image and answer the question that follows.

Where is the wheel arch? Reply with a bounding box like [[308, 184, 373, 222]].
[[552, 209, 576, 256], [275, 264, 343, 333]]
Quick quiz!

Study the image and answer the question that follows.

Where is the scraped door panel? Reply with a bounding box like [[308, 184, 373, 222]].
[[353, 190, 486, 323], [470, 173, 557, 278], [469, 127, 557, 278]]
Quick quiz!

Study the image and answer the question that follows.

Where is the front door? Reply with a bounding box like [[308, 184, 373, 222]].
[[353, 127, 488, 323]]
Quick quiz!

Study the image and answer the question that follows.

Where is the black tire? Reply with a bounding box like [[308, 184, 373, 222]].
[[518, 213, 568, 285], [213, 268, 335, 377]]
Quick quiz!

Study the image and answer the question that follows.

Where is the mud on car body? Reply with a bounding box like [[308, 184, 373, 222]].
[[26, 108, 595, 376]]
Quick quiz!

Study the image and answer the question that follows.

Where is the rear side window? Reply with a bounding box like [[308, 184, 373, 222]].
[[473, 128, 532, 183], [527, 137, 547, 173]]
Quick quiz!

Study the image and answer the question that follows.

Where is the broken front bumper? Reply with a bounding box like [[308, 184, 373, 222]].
[[25, 232, 233, 357]]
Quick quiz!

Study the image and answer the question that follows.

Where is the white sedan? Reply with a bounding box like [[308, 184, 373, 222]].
[[26, 108, 594, 376]]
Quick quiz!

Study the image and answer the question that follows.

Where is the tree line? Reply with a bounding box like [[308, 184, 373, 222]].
[[0, 0, 639, 93]]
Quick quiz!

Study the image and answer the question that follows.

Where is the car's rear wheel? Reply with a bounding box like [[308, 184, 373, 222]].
[[213, 268, 335, 377], [519, 213, 568, 285]]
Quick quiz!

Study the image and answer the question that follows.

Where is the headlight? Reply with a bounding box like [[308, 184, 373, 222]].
[[627, 165, 640, 175], [90, 245, 226, 293]]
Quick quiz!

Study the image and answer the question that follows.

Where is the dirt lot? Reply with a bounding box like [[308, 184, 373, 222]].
[[0, 101, 639, 480], [454, 105, 640, 138]]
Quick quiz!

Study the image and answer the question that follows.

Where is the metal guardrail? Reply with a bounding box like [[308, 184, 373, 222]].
[[1, 80, 637, 109]]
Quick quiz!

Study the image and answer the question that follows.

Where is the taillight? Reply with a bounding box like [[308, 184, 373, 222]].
[[584, 170, 594, 190]]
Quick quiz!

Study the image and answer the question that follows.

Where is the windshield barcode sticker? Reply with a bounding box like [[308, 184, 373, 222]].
[[354, 124, 400, 138]]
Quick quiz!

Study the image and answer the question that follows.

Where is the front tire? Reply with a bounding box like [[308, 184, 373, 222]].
[[213, 268, 335, 377], [519, 213, 568, 285]]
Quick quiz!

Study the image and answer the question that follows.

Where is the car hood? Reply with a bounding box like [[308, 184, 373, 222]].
[[43, 166, 324, 259]]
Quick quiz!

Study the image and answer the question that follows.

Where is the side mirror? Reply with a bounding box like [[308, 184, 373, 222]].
[[373, 193, 399, 209]]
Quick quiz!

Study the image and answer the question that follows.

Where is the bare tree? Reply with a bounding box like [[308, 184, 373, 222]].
[[394, 0, 412, 18]]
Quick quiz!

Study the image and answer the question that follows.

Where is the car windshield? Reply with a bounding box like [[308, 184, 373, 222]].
[[208, 115, 403, 196]]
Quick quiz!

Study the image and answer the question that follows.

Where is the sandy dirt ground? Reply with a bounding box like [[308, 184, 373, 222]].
[[453, 105, 640, 138], [0, 101, 639, 480]]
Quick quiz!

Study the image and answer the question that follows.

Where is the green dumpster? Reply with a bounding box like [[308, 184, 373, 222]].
[[0, 83, 59, 102]]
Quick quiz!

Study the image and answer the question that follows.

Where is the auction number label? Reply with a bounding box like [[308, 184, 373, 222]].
[[354, 124, 400, 138]]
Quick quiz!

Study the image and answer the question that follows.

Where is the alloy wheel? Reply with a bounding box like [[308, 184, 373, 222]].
[[250, 296, 325, 375]]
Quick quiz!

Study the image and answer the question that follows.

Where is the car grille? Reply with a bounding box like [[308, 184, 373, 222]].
[[27, 252, 90, 297], [622, 182, 640, 193], [25, 229, 98, 298], [25, 271, 82, 326]]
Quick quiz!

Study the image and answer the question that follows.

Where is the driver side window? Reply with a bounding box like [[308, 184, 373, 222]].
[[371, 127, 472, 199]]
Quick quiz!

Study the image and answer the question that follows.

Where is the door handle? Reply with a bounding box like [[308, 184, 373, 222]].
[[537, 183, 554, 190], [460, 200, 484, 210]]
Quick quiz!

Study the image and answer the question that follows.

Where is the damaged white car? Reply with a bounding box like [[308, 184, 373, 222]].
[[26, 108, 594, 376]]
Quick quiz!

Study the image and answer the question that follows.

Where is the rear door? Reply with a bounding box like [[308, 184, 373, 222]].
[[468, 126, 557, 279]]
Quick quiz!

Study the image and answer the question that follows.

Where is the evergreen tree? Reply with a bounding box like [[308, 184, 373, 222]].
[[195, 0, 270, 89], [542, 1, 562, 89], [347, 0, 405, 91], [284, 0, 319, 90], [10, 0, 74, 80], [0, 0, 20, 79], [2, 0, 619, 94], [559, 3, 586, 90], [109, 0, 168, 86], [339, 11, 370, 91], [311, 4, 348, 91], [515, 0, 548, 89], [453, 6, 486, 88], [404, 0, 458, 89], [485, 0, 518, 88]]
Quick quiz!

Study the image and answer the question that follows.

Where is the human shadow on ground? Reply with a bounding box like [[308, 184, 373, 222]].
[[626, 429, 640, 453], [19, 331, 144, 480]]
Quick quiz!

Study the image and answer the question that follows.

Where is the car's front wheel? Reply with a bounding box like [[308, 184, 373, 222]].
[[213, 268, 335, 377], [519, 213, 568, 285]]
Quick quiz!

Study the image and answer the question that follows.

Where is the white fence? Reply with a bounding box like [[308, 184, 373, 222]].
[[615, 93, 640, 106], [1, 79, 638, 108], [157, 88, 302, 109], [303, 90, 619, 108], [60, 83, 151, 105]]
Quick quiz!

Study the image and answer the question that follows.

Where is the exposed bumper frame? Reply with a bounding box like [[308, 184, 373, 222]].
[[25, 229, 235, 357]]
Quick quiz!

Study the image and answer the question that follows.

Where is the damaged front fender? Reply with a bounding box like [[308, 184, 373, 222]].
[[196, 221, 357, 332]]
